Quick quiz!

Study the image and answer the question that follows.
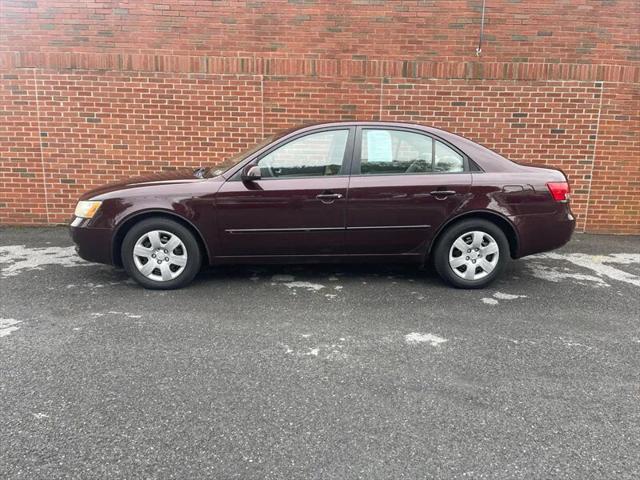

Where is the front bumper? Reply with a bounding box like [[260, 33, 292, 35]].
[[69, 217, 114, 265]]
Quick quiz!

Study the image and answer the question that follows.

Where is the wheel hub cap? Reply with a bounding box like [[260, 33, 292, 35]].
[[448, 230, 499, 281], [132, 230, 188, 282]]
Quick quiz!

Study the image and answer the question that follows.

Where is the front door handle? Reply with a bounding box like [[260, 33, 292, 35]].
[[316, 192, 343, 204], [430, 190, 457, 197]]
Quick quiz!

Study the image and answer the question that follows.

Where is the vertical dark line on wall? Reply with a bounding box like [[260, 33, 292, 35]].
[[378, 76, 384, 121], [260, 74, 265, 138], [32, 68, 50, 224], [583, 81, 605, 233]]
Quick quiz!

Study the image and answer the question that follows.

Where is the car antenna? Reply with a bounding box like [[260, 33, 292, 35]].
[[476, 0, 486, 56]]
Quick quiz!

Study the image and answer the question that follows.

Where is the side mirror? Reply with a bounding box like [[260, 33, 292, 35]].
[[241, 165, 261, 181]]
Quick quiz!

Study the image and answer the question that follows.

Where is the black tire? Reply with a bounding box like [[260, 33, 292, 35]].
[[432, 218, 510, 289], [121, 217, 202, 290]]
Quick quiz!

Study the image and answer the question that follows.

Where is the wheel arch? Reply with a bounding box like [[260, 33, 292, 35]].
[[427, 210, 520, 261], [112, 209, 211, 267]]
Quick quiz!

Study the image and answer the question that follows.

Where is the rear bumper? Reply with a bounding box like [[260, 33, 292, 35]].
[[69, 217, 114, 265], [512, 207, 576, 258]]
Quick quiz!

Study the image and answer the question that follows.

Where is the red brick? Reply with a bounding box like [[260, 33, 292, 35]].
[[0, 1, 638, 233]]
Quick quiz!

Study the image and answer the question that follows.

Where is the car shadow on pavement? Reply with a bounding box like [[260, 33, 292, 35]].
[[91, 259, 528, 291], [197, 262, 448, 288]]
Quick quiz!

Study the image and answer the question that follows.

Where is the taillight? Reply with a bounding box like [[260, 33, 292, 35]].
[[547, 182, 570, 202]]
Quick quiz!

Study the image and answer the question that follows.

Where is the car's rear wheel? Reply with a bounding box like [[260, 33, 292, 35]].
[[121, 218, 202, 290], [433, 218, 510, 289]]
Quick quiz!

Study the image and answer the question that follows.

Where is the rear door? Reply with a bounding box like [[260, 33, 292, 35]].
[[345, 126, 472, 255], [215, 127, 354, 257]]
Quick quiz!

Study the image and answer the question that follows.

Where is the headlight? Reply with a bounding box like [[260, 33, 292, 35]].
[[74, 200, 102, 219]]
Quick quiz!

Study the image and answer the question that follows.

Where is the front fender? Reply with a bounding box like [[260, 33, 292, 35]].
[[90, 190, 219, 265]]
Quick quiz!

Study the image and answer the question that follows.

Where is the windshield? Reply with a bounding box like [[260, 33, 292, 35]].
[[209, 135, 277, 177]]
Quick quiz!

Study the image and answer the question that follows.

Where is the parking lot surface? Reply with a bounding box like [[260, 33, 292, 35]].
[[1, 227, 639, 479]]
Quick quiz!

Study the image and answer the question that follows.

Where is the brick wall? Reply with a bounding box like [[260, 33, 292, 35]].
[[0, 0, 638, 232]]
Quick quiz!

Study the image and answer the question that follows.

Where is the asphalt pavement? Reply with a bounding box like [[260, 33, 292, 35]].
[[1, 227, 639, 479]]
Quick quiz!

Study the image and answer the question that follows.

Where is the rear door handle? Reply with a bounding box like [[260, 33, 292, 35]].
[[316, 192, 343, 203], [430, 190, 457, 197]]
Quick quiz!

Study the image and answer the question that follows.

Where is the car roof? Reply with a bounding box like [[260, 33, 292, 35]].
[[291, 120, 445, 133], [289, 120, 468, 145]]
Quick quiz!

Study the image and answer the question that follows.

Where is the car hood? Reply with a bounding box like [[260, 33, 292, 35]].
[[81, 168, 211, 200]]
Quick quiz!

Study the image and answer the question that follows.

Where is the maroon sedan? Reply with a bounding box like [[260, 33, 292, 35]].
[[70, 122, 575, 289]]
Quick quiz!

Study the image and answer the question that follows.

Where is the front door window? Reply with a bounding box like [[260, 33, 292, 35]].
[[257, 130, 349, 178]]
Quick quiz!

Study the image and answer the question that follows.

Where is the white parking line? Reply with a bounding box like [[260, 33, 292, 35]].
[[0, 318, 21, 338], [404, 332, 448, 346]]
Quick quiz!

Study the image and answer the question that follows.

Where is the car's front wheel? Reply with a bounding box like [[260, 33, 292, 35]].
[[433, 219, 510, 289], [121, 218, 202, 290]]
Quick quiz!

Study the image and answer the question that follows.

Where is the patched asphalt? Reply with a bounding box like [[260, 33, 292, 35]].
[[1, 227, 639, 479]]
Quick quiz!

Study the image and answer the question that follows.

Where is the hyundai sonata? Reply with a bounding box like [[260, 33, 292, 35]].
[[70, 122, 575, 289]]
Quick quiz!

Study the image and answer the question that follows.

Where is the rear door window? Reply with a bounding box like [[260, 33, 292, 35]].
[[356, 128, 466, 175], [358, 129, 433, 175], [434, 140, 464, 173]]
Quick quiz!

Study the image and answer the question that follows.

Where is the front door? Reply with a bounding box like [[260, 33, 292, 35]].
[[215, 128, 353, 257], [346, 127, 472, 255]]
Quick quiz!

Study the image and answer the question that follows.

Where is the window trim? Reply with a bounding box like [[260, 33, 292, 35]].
[[229, 127, 355, 181], [351, 126, 471, 176]]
